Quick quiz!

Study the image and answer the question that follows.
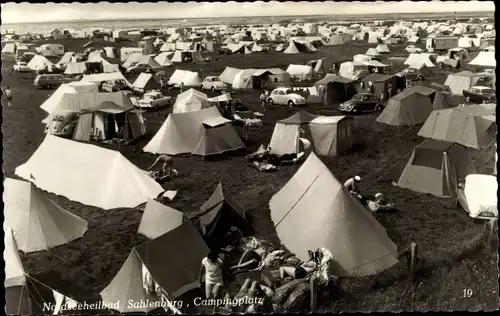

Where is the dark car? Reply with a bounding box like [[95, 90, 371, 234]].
[[463, 86, 496, 104], [339, 93, 384, 113]]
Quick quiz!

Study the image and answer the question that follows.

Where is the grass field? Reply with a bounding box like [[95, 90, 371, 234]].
[[1, 38, 498, 312]]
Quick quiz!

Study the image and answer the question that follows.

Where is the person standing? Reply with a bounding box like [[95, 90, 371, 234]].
[[200, 251, 224, 299], [180, 82, 185, 93], [259, 90, 267, 112], [5, 86, 12, 107]]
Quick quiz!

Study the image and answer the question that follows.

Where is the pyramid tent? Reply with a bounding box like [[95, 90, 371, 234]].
[[138, 199, 184, 239], [376, 44, 390, 53], [251, 42, 264, 52], [469, 51, 496, 68], [135, 222, 210, 300], [27, 54, 55, 71], [133, 73, 161, 92], [4, 178, 88, 253], [397, 139, 475, 198], [366, 48, 381, 56], [270, 153, 398, 277], [143, 106, 243, 156], [376, 86, 448, 126], [328, 34, 345, 46], [15, 135, 164, 210], [57, 52, 75, 67], [5, 228, 26, 288], [283, 41, 301, 54], [173, 88, 210, 113], [404, 53, 435, 68], [154, 52, 174, 66], [418, 104, 496, 149], [168, 69, 202, 87], [199, 183, 252, 248], [100, 249, 160, 313], [223, 37, 236, 45], [219, 66, 243, 85]]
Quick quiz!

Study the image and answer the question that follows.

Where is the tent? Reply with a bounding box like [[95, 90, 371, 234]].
[[143, 106, 244, 156], [138, 199, 183, 240], [461, 174, 498, 218], [168, 69, 202, 87], [2, 42, 16, 54], [133, 73, 161, 93], [283, 40, 317, 54], [122, 53, 144, 68], [397, 139, 475, 198], [5, 228, 26, 288], [443, 71, 493, 95], [86, 54, 120, 73], [4, 178, 88, 253], [135, 222, 210, 300], [327, 34, 345, 46], [360, 73, 399, 99], [308, 58, 335, 74], [418, 104, 496, 149], [269, 111, 353, 157], [40, 82, 99, 114], [468, 51, 496, 68], [103, 47, 118, 59], [15, 135, 164, 210], [81, 71, 131, 86], [199, 183, 253, 249], [219, 66, 242, 85], [173, 88, 210, 113], [27, 54, 55, 71], [251, 42, 264, 52], [226, 43, 252, 54], [100, 249, 161, 313], [376, 44, 390, 53], [64, 62, 87, 75], [170, 50, 205, 62], [286, 64, 314, 81], [376, 86, 449, 126], [57, 52, 75, 67], [365, 48, 381, 56], [404, 53, 435, 68], [315, 74, 358, 105], [232, 68, 291, 90], [154, 52, 173, 67], [269, 152, 398, 277]]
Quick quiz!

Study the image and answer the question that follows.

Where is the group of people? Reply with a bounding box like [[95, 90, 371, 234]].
[[344, 175, 393, 212]]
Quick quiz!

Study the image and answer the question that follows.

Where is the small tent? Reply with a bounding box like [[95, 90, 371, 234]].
[[15, 135, 164, 210], [143, 106, 244, 156], [2, 42, 16, 54], [138, 199, 184, 240], [154, 52, 173, 67], [376, 44, 390, 53], [135, 222, 210, 301], [468, 51, 496, 68], [418, 104, 496, 149], [397, 139, 475, 198], [133, 73, 161, 93], [461, 174, 498, 218], [365, 48, 381, 57], [443, 71, 493, 95], [64, 62, 87, 75], [404, 53, 435, 68], [173, 88, 210, 113], [27, 54, 55, 71], [57, 52, 75, 67], [219, 66, 242, 85], [286, 64, 315, 81], [103, 47, 118, 59], [5, 228, 26, 288], [199, 183, 253, 249], [361, 73, 399, 99], [315, 74, 358, 105], [4, 178, 88, 253], [327, 34, 345, 46], [251, 42, 264, 52], [168, 69, 202, 87], [226, 43, 252, 55], [376, 86, 449, 126], [270, 152, 398, 277]]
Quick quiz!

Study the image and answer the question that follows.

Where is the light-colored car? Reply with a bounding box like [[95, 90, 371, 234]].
[[44, 111, 80, 137], [201, 76, 228, 91], [268, 87, 307, 107], [12, 61, 32, 72], [136, 90, 172, 108], [126, 63, 155, 74], [404, 45, 423, 54], [102, 79, 132, 92]]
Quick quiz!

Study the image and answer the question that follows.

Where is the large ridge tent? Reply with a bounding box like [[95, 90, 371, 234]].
[[286, 64, 315, 81], [360, 73, 399, 99], [219, 66, 243, 85], [138, 199, 184, 240], [81, 71, 132, 86], [418, 104, 496, 149], [269, 152, 398, 277], [40, 81, 99, 114], [133, 73, 161, 93], [315, 74, 358, 105], [232, 68, 292, 89], [168, 69, 202, 87], [468, 51, 496, 68], [397, 139, 475, 198], [4, 178, 88, 253], [15, 134, 164, 210], [173, 88, 210, 113], [154, 52, 174, 67], [198, 183, 253, 249], [404, 53, 436, 68], [27, 54, 55, 71], [143, 106, 245, 156], [135, 222, 210, 300], [376, 86, 449, 126], [269, 111, 353, 157], [327, 34, 345, 46], [443, 71, 494, 95]]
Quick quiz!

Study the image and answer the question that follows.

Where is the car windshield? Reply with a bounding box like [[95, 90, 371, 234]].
[[212, 77, 221, 81]]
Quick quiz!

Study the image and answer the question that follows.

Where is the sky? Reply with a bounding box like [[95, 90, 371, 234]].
[[1, 1, 495, 24]]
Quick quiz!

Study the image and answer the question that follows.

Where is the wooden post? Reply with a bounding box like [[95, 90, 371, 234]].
[[409, 242, 418, 281], [310, 277, 317, 313], [488, 218, 497, 245]]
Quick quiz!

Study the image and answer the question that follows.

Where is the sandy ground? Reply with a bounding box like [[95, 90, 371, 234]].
[[1, 38, 497, 311]]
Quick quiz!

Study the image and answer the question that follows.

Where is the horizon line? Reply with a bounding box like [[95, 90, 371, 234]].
[[2, 10, 495, 25]]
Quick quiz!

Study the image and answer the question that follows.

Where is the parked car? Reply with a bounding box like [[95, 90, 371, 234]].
[[44, 111, 80, 138], [12, 61, 32, 72], [463, 86, 496, 103], [136, 90, 172, 109], [339, 93, 384, 113], [126, 63, 155, 74], [267, 87, 307, 107], [404, 45, 423, 54], [102, 79, 132, 92], [396, 68, 425, 81], [201, 76, 228, 91], [34, 74, 67, 89]]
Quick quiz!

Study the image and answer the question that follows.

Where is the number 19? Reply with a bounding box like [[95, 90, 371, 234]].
[[463, 289, 473, 297]]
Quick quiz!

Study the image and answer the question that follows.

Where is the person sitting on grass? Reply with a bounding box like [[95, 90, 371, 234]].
[[344, 175, 362, 195], [200, 251, 224, 299], [230, 240, 268, 273], [278, 250, 319, 280], [147, 154, 178, 178]]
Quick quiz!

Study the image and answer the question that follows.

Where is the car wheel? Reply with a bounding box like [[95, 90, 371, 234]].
[[287, 100, 294, 108], [417, 76, 423, 81], [46, 84, 51, 89], [352, 107, 358, 113], [465, 96, 470, 102], [268, 98, 274, 105], [129, 70, 135, 74]]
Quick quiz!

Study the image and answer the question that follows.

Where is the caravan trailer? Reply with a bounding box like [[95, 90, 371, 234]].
[[426, 36, 459, 53]]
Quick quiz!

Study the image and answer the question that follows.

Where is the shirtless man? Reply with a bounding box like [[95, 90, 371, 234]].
[[279, 250, 318, 280], [147, 154, 176, 177]]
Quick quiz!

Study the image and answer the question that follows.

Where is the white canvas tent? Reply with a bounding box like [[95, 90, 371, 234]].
[[462, 174, 498, 218], [137, 199, 183, 239], [376, 44, 390, 53], [27, 55, 55, 71], [219, 66, 242, 85], [404, 53, 435, 68], [5, 228, 26, 288], [154, 52, 173, 67], [40, 81, 99, 114], [15, 135, 164, 210], [168, 69, 202, 87], [81, 72, 131, 85], [443, 71, 491, 95], [173, 88, 210, 113], [4, 178, 88, 253], [469, 52, 496, 68], [269, 153, 398, 277], [57, 52, 75, 67], [286, 64, 314, 81], [64, 62, 87, 75]]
